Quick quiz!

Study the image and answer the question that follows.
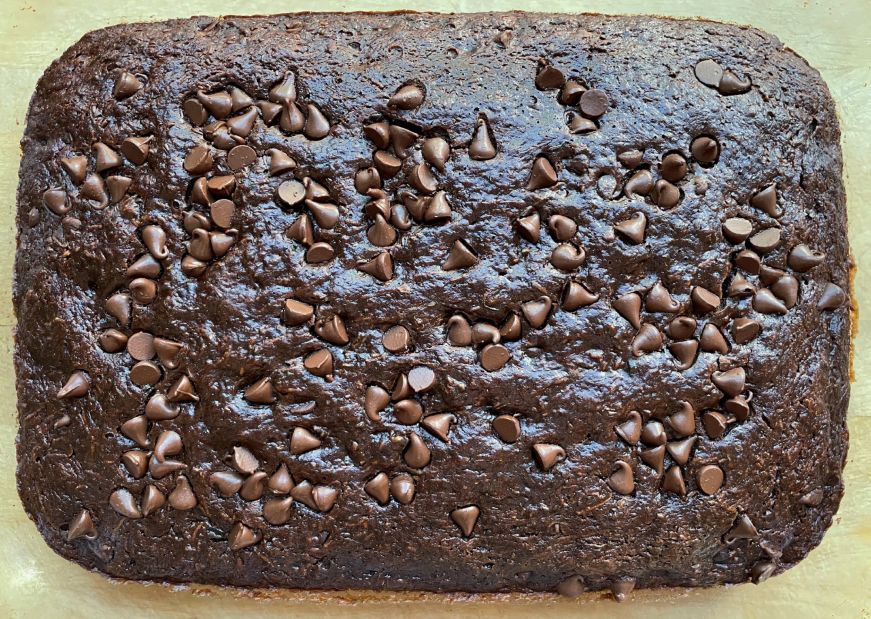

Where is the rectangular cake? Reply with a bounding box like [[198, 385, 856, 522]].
[[14, 12, 851, 600]]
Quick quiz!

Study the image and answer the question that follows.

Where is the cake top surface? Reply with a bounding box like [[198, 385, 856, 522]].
[[14, 12, 850, 596]]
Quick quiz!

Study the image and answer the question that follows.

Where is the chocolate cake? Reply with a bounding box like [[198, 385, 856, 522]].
[[14, 12, 851, 600]]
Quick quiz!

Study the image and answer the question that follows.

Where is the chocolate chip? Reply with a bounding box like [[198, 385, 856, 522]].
[[389, 83, 425, 109], [614, 212, 647, 244], [240, 475, 267, 502], [120, 415, 150, 447], [130, 361, 161, 386], [287, 214, 315, 246], [562, 280, 599, 310], [694, 59, 723, 87], [392, 373, 414, 401], [611, 579, 636, 603], [535, 63, 565, 90], [290, 427, 321, 454], [607, 461, 634, 495], [646, 282, 679, 313], [109, 488, 142, 519], [662, 466, 686, 496], [771, 275, 799, 308], [121, 450, 148, 479], [390, 125, 419, 158], [480, 344, 511, 371], [244, 377, 275, 404], [303, 104, 331, 140], [639, 445, 666, 474], [403, 432, 431, 468], [527, 156, 558, 190], [422, 137, 451, 171], [43, 188, 69, 215], [267, 149, 297, 176], [207, 199, 234, 229], [184, 98, 209, 125], [753, 288, 788, 314], [652, 179, 680, 208], [472, 322, 501, 346], [447, 315, 473, 346], [168, 476, 197, 511], [579, 88, 609, 118], [722, 217, 753, 243], [442, 239, 478, 271], [469, 116, 496, 160], [394, 399, 424, 425], [666, 316, 697, 340], [712, 367, 745, 396], [747, 228, 781, 255], [799, 489, 824, 507], [409, 163, 438, 194], [226, 108, 259, 138], [357, 252, 393, 281], [516, 211, 541, 243], [129, 278, 157, 304], [500, 313, 522, 341], [365, 473, 391, 504], [702, 410, 729, 439], [79, 173, 108, 206], [197, 90, 232, 119], [817, 282, 846, 310], [700, 323, 729, 353], [750, 184, 781, 217], [450, 505, 480, 537], [60, 155, 87, 185], [57, 370, 89, 399], [408, 366, 437, 393], [493, 415, 521, 443], [227, 144, 257, 170], [668, 401, 696, 437], [731, 317, 761, 344], [735, 249, 762, 274], [667, 436, 697, 465], [113, 71, 142, 99], [759, 266, 785, 286], [724, 514, 759, 543], [548, 215, 577, 241], [280, 101, 305, 133], [786, 244, 825, 272], [631, 324, 663, 356], [105, 292, 131, 326], [521, 296, 553, 329], [372, 150, 401, 179], [92, 142, 122, 173], [618, 149, 644, 169], [304, 348, 334, 378], [550, 243, 586, 271], [691, 135, 720, 164], [719, 70, 752, 95], [364, 385, 390, 422], [364, 122, 391, 149], [532, 443, 565, 471], [421, 413, 455, 442], [669, 340, 699, 370], [559, 79, 586, 105], [615, 411, 642, 444], [623, 170, 654, 198], [228, 523, 261, 551], [390, 474, 416, 505], [697, 465, 724, 495], [567, 113, 597, 134], [613, 292, 642, 329], [382, 325, 410, 353], [691, 286, 720, 314], [269, 72, 297, 104], [121, 136, 151, 165], [263, 497, 293, 525], [660, 153, 688, 182], [306, 242, 336, 264], [282, 298, 314, 327], [314, 314, 349, 345]]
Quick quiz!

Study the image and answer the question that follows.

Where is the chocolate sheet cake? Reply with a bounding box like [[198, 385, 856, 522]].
[[14, 12, 851, 600]]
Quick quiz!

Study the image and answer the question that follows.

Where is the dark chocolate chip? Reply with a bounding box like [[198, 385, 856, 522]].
[[130, 361, 161, 386], [615, 411, 642, 444], [623, 170, 654, 198], [660, 153, 688, 182], [408, 366, 437, 393], [712, 367, 745, 396], [700, 323, 729, 353], [719, 70, 752, 95], [690, 136, 720, 164], [550, 243, 586, 271], [548, 214, 577, 241], [389, 84, 425, 110], [735, 249, 762, 274], [559, 79, 586, 105], [668, 402, 696, 437], [579, 89, 609, 118], [228, 523, 261, 550], [357, 252, 394, 281], [535, 63, 565, 90], [562, 280, 598, 310], [527, 156, 558, 190], [753, 288, 788, 314], [516, 212, 541, 243], [732, 317, 761, 344], [227, 145, 257, 170], [269, 72, 297, 104], [817, 282, 846, 310], [724, 514, 759, 543], [93, 142, 123, 172], [521, 296, 553, 329], [646, 281, 679, 312], [666, 316, 697, 340], [244, 377, 275, 404], [382, 325, 410, 352], [788, 244, 825, 272], [747, 228, 781, 254], [691, 286, 720, 313], [442, 239, 478, 271], [364, 122, 391, 149], [57, 371, 89, 399], [500, 313, 522, 341], [226, 107, 259, 137], [447, 315, 473, 346], [303, 104, 331, 140], [640, 445, 666, 474], [469, 117, 496, 160], [631, 324, 663, 356], [651, 179, 681, 208], [268, 149, 297, 176], [662, 466, 686, 496], [613, 292, 642, 329], [422, 137, 451, 171], [614, 212, 647, 244], [43, 188, 70, 215], [121, 136, 151, 165], [666, 436, 697, 465], [702, 410, 729, 439], [669, 340, 699, 370], [567, 113, 597, 134], [390, 125, 419, 158], [60, 155, 87, 185], [480, 344, 511, 371], [750, 184, 781, 217], [694, 59, 723, 87], [197, 90, 232, 118]]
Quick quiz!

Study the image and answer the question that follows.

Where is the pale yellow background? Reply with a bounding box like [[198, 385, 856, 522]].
[[0, 1, 868, 617]]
